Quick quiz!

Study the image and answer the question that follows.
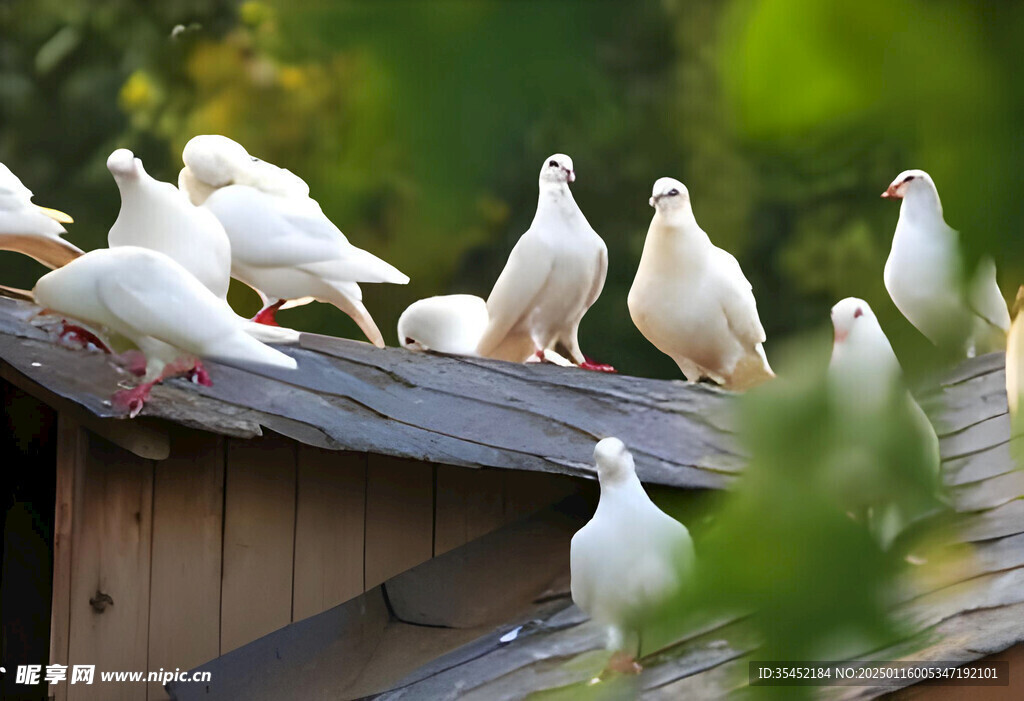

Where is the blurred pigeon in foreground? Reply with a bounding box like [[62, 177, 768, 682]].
[[179, 135, 409, 347], [629, 177, 773, 390], [476, 154, 612, 371], [1005, 287, 1024, 417], [882, 169, 1008, 356], [398, 294, 489, 356], [33, 246, 296, 417], [571, 437, 694, 673], [829, 297, 941, 549], [0, 162, 81, 268]]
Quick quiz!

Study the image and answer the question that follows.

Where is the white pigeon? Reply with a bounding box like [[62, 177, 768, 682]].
[[33, 246, 296, 417], [107, 148, 232, 299], [1005, 287, 1024, 417], [570, 437, 694, 672], [628, 177, 773, 390], [398, 294, 489, 356], [178, 134, 409, 348], [475, 154, 611, 370], [0, 162, 81, 268], [882, 169, 1009, 355], [828, 298, 941, 548]]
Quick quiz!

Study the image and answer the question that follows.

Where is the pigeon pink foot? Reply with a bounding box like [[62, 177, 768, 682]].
[[112, 382, 156, 419], [580, 356, 617, 373]]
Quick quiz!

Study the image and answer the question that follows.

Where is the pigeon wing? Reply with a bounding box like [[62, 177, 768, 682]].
[[968, 256, 1010, 332], [713, 248, 767, 347], [476, 232, 554, 357]]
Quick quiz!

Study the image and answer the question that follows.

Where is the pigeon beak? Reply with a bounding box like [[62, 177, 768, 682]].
[[881, 185, 898, 199], [567, 169, 576, 183], [649, 196, 656, 208], [834, 328, 847, 344]]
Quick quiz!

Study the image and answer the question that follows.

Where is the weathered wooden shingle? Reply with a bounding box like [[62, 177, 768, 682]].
[[0, 296, 737, 488]]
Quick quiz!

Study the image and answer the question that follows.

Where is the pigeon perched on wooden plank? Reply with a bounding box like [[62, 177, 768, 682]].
[[0, 162, 82, 268], [882, 169, 1008, 356], [476, 154, 612, 371], [629, 177, 773, 390], [178, 135, 409, 347], [33, 246, 296, 417], [108, 148, 232, 299], [571, 437, 694, 673], [398, 294, 489, 356]]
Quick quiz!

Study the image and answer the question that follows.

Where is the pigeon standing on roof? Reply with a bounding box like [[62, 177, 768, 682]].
[[0, 162, 82, 269], [107, 148, 232, 299], [828, 297, 941, 549], [475, 154, 612, 371], [178, 134, 409, 348], [882, 169, 1009, 356], [33, 246, 296, 418], [398, 294, 489, 356], [628, 178, 773, 390], [571, 437, 694, 673]]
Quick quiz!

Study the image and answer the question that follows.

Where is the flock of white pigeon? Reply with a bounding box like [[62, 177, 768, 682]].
[[0, 138, 1017, 674]]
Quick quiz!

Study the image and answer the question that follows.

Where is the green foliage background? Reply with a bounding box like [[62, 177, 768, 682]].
[[3, 0, 1022, 380]]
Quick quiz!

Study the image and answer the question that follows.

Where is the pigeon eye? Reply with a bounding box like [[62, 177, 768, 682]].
[[668, 188, 679, 196], [548, 160, 559, 168], [404, 337, 415, 345], [854, 307, 863, 318], [903, 175, 915, 183]]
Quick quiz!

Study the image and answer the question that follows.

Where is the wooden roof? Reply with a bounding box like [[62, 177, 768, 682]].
[[166, 352, 1024, 700], [0, 296, 739, 488]]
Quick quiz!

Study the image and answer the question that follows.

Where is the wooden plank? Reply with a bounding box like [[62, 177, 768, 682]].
[[50, 413, 84, 701], [0, 362, 170, 460], [364, 455, 434, 589], [292, 446, 367, 621], [434, 465, 505, 556], [67, 431, 154, 701], [220, 434, 296, 654], [146, 429, 224, 700], [502, 470, 580, 524]]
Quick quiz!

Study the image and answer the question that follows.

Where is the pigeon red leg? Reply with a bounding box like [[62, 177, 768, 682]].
[[188, 360, 213, 386], [112, 356, 211, 418], [117, 349, 148, 377], [579, 356, 617, 373], [252, 300, 285, 327]]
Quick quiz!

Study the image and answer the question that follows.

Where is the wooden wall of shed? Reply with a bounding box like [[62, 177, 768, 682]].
[[48, 417, 578, 701]]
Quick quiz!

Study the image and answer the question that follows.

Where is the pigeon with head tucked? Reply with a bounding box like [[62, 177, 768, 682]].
[[33, 246, 296, 417], [0, 162, 81, 269], [398, 294, 488, 356], [178, 135, 409, 347], [571, 437, 694, 673], [882, 169, 1008, 356], [475, 154, 611, 370], [629, 177, 773, 390]]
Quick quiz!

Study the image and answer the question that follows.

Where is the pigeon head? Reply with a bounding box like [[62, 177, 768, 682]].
[[593, 437, 636, 483], [830, 297, 876, 345], [881, 169, 933, 200], [539, 154, 575, 185], [106, 149, 144, 181], [182, 135, 252, 187], [649, 177, 689, 210]]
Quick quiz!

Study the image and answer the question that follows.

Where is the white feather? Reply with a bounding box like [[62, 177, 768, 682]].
[[0, 162, 82, 268]]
